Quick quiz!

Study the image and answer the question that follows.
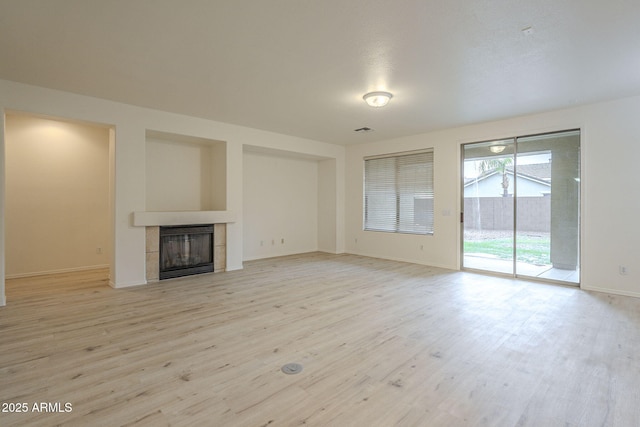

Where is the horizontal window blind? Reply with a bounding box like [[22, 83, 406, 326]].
[[364, 150, 434, 234]]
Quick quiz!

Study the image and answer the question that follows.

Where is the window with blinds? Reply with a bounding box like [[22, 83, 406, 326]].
[[364, 149, 434, 234]]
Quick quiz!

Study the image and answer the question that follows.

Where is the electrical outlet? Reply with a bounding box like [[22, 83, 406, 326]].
[[619, 265, 628, 275], [420, 245, 424, 251], [281, 238, 284, 244], [96, 247, 103, 254], [271, 239, 275, 245], [260, 240, 264, 246]]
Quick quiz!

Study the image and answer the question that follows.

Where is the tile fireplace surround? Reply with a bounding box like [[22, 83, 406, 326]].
[[145, 224, 226, 282], [133, 211, 236, 283]]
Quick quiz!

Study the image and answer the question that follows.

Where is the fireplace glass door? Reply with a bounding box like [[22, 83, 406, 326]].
[[159, 225, 214, 279]]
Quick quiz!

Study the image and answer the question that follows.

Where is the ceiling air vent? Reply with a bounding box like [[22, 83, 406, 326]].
[[354, 127, 373, 132]]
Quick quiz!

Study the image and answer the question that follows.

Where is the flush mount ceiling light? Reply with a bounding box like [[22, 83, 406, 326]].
[[489, 145, 506, 153], [363, 91, 393, 107]]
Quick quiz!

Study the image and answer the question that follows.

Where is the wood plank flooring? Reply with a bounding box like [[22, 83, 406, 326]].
[[1, 253, 639, 426]]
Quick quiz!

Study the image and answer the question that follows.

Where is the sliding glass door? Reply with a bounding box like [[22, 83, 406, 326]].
[[463, 139, 515, 275], [515, 131, 580, 282], [462, 130, 580, 284]]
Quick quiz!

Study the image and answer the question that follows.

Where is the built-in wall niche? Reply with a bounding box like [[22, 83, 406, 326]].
[[145, 130, 226, 211], [242, 145, 338, 260]]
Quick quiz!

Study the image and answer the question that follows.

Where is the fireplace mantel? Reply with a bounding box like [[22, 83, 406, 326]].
[[133, 210, 236, 227]]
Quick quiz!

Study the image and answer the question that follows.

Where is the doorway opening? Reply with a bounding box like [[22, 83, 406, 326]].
[[3, 111, 115, 298]]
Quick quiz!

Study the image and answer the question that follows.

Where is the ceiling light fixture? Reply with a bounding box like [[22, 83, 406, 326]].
[[489, 145, 506, 153], [363, 91, 393, 107]]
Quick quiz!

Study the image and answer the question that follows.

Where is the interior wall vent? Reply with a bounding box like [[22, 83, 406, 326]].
[[354, 127, 374, 132]]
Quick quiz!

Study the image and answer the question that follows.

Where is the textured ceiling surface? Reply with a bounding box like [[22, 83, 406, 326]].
[[1, 0, 639, 144]]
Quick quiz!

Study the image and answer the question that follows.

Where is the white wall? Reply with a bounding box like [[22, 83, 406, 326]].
[[4, 113, 111, 277], [210, 143, 227, 210], [346, 131, 460, 270], [318, 158, 337, 253], [146, 137, 216, 211], [0, 110, 4, 305], [242, 150, 318, 260], [145, 131, 227, 212], [0, 79, 345, 305], [346, 95, 640, 297]]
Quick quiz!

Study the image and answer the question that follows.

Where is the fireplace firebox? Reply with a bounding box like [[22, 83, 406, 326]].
[[159, 225, 214, 279]]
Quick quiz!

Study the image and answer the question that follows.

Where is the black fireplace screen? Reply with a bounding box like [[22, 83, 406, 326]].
[[159, 225, 214, 279]]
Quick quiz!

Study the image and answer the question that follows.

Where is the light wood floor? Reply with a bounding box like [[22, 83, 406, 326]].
[[1, 253, 639, 426]]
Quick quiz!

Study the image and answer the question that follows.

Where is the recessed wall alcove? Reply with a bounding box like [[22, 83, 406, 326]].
[[145, 130, 226, 211], [141, 130, 230, 281]]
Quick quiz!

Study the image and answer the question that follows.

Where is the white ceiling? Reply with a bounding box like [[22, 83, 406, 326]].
[[1, 1, 639, 145]]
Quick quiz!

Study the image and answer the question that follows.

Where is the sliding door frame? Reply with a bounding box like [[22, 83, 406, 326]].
[[460, 129, 581, 286]]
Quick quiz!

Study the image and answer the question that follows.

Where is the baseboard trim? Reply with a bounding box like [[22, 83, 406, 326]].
[[581, 284, 640, 299], [346, 250, 457, 271], [109, 279, 147, 289], [5, 264, 110, 280], [226, 263, 244, 271]]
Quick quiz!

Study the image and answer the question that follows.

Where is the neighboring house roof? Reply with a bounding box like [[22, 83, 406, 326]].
[[464, 170, 499, 187], [464, 163, 551, 188], [514, 163, 551, 182]]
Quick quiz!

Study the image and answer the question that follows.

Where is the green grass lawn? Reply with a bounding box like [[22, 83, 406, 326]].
[[464, 236, 550, 266]]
